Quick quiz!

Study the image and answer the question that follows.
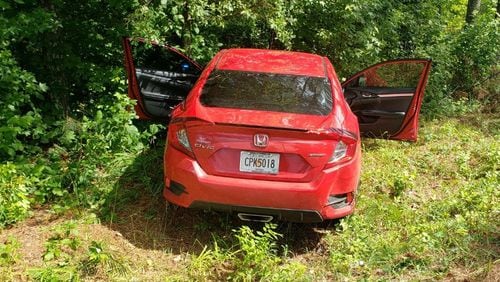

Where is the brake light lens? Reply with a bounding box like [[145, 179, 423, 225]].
[[176, 129, 192, 152], [329, 140, 348, 163], [168, 123, 195, 158], [325, 136, 357, 169]]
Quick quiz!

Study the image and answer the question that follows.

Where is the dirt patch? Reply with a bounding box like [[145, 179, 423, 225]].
[[445, 260, 500, 282], [0, 208, 189, 281], [0, 210, 67, 280], [104, 190, 333, 257], [78, 223, 184, 281]]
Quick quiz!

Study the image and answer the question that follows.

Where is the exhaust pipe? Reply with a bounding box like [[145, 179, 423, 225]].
[[237, 213, 273, 223]]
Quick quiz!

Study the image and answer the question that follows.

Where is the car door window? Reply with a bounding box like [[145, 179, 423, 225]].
[[345, 62, 424, 89], [132, 42, 200, 75], [123, 39, 202, 120]]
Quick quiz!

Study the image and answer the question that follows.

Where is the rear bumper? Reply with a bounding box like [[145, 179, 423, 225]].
[[163, 144, 361, 222], [189, 201, 324, 222]]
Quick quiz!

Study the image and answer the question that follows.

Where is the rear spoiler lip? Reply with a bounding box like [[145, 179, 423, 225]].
[[170, 118, 357, 141], [215, 122, 308, 132]]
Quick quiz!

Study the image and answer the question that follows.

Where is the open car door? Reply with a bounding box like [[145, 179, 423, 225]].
[[122, 37, 203, 121], [342, 59, 431, 141]]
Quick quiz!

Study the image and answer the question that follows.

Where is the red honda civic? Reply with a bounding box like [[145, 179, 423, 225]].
[[122, 38, 431, 222]]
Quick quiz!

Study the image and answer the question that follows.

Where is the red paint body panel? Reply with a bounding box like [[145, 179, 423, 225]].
[[164, 142, 360, 220], [121, 42, 431, 222], [163, 49, 362, 221], [186, 123, 339, 182], [215, 49, 327, 77]]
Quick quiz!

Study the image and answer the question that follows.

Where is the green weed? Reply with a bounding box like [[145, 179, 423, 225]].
[[0, 237, 20, 266], [0, 164, 31, 227], [79, 241, 129, 277], [189, 223, 308, 281], [43, 221, 80, 262], [28, 265, 79, 282]]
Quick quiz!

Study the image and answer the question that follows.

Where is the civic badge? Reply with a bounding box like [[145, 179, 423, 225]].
[[253, 134, 269, 148]]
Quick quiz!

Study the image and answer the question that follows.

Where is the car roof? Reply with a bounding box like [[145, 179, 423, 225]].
[[215, 48, 327, 77]]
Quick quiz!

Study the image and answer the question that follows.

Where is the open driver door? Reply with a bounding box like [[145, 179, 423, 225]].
[[122, 37, 203, 121]]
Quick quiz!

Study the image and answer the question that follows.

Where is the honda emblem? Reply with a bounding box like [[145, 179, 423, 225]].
[[253, 134, 269, 148]]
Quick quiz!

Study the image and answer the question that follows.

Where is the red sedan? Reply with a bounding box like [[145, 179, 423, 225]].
[[122, 38, 431, 222]]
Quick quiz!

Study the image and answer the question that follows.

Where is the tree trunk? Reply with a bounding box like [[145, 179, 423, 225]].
[[466, 0, 481, 24], [496, 0, 499, 18], [182, 1, 191, 54]]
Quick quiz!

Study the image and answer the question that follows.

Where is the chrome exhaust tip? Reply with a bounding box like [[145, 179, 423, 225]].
[[237, 213, 273, 223]]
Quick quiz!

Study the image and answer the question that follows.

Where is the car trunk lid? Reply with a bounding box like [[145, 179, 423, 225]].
[[182, 112, 342, 183]]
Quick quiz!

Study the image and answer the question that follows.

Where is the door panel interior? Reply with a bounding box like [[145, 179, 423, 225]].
[[342, 59, 431, 140], [123, 38, 202, 120], [344, 87, 414, 137], [136, 68, 199, 118]]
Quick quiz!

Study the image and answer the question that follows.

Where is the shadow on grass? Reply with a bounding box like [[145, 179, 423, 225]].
[[99, 141, 335, 255]]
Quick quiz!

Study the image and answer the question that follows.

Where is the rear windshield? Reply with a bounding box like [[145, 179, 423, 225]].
[[199, 70, 333, 115]]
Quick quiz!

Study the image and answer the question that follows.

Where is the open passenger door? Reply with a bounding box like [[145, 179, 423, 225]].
[[122, 37, 203, 120], [342, 59, 431, 141]]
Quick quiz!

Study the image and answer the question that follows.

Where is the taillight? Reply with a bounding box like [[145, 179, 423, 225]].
[[168, 122, 195, 158], [176, 129, 191, 151], [329, 140, 348, 163], [325, 136, 357, 168]]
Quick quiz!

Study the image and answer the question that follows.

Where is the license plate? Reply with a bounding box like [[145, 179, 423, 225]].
[[239, 151, 280, 174]]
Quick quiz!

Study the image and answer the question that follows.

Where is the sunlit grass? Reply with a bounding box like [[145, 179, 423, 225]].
[[325, 116, 499, 280], [0, 114, 498, 281]]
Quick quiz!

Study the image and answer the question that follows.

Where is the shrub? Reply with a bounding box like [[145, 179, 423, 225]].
[[0, 49, 47, 160], [0, 163, 31, 227]]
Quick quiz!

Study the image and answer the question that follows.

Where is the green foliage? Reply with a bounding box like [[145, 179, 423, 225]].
[[452, 8, 499, 95], [0, 163, 31, 227], [231, 223, 307, 281], [0, 237, 20, 266], [29, 222, 82, 282], [188, 241, 234, 280], [189, 223, 307, 281], [0, 49, 47, 159], [28, 265, 79, 282], [80, 241, 129, 276], [233, 223, 281, 275], [128, 0, 297, 61], [57, 92, 147, 209], [43, 221, 80, 262], [327, 117, 499, 280], [28, 221, 128, 281]]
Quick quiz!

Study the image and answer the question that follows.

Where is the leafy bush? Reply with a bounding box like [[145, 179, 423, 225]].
[[0, 163, 31, 227], [452, 9, 499, 97], [0, 49, 47, 160], [0, 236, 20, 266]]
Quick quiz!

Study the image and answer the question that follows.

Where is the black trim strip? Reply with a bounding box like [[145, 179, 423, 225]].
[[189, 201, 323, 223]]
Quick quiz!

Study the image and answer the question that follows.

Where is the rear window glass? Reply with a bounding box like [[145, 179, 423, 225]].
[[199, 70, 333, 115]]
